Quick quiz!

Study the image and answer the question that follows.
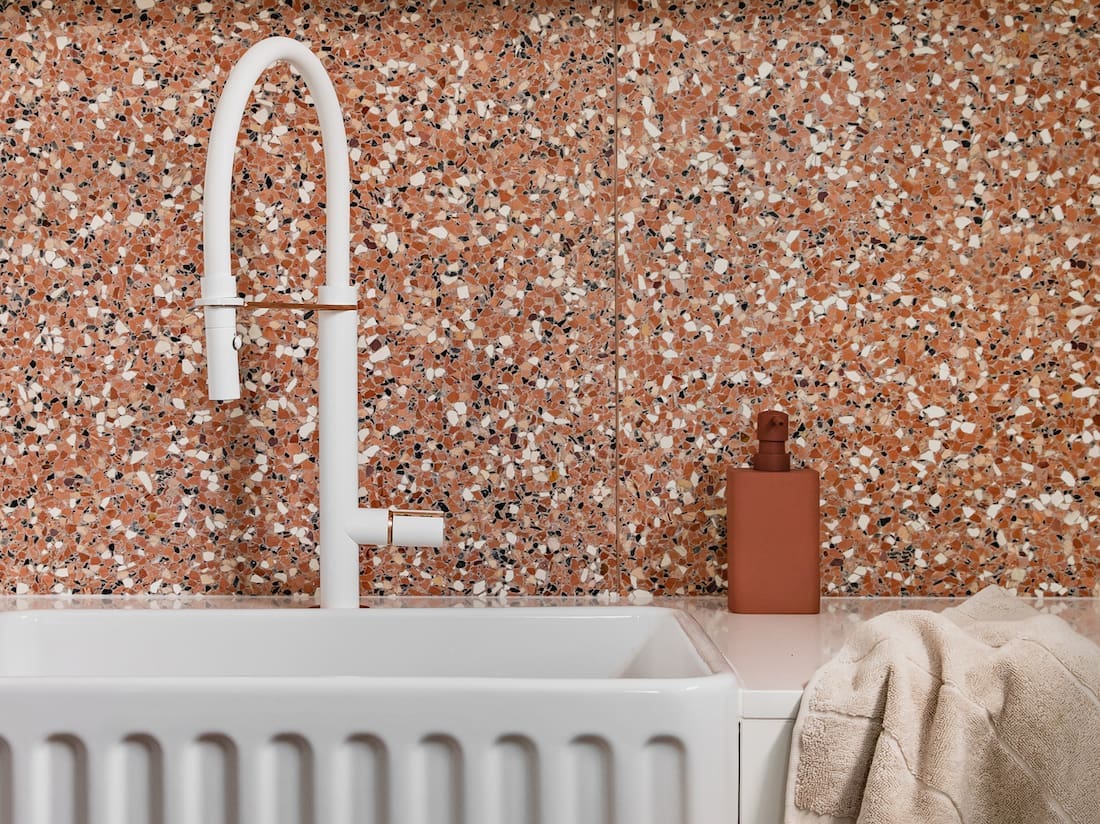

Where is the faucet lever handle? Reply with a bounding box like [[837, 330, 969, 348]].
[[388, 508, 445, 547], [346, 507, 445, 548]]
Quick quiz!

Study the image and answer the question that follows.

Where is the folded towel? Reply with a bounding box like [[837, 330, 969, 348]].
[[785, 587, 1100, 824]]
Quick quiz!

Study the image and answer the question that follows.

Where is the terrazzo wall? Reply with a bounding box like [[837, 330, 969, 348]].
[[0, 0, 1096, 599]]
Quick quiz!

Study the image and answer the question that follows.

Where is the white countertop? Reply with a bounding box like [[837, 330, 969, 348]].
[[678, 596, 1100, 719], [3, 593, 1097, 720]]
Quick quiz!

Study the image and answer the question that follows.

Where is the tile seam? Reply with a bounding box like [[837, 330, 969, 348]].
[[611, 0, 624, 596]]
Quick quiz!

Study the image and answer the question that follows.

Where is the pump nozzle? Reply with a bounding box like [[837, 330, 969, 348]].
[[752, 410, 791, 472]]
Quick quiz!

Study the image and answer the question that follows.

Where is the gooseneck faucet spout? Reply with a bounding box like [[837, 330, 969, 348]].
[[201, 37, 352, 402], [198, 37, 443, 608]]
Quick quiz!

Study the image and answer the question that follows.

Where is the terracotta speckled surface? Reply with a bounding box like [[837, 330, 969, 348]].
[[616, 0, 1099, 596], [0, 0, 1096, 598]]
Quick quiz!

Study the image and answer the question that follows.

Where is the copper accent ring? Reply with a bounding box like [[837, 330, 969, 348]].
[[246, 299, 359, 312], [194, 298, 358, 311]]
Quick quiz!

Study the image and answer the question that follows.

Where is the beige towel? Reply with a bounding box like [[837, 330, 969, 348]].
[[785, 588, 1100, 824]]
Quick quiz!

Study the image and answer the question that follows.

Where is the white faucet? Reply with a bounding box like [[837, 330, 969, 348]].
[[197, 37, 443, 608]]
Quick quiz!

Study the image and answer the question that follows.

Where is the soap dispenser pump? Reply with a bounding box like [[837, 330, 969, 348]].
[[727, 410, 820, 613]]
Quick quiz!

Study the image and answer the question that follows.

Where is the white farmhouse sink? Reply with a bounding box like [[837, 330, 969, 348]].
[[0, 606, 737, 824], [0, 606, 723, 680]]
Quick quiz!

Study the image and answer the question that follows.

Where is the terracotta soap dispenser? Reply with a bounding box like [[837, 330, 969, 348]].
[[727, 410, 820, 613]]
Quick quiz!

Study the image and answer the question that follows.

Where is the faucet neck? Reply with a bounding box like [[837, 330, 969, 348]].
[[202, 37, 350, 293]]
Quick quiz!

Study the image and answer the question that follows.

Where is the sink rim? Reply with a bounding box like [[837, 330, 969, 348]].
[[0, 605, 734, 685]]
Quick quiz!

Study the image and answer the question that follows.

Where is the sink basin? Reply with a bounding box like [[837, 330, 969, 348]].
[[0, 605, 725, 680], [0, 605, 737, 823]]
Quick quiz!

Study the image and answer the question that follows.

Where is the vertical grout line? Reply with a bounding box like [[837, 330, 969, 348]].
[[610, 0, 624, 597]]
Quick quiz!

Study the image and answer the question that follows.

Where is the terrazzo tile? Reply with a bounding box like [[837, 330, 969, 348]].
[[1, 1, 619, 598], [615, 0, 1099, 596], [0, 0, 1095, 599]]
